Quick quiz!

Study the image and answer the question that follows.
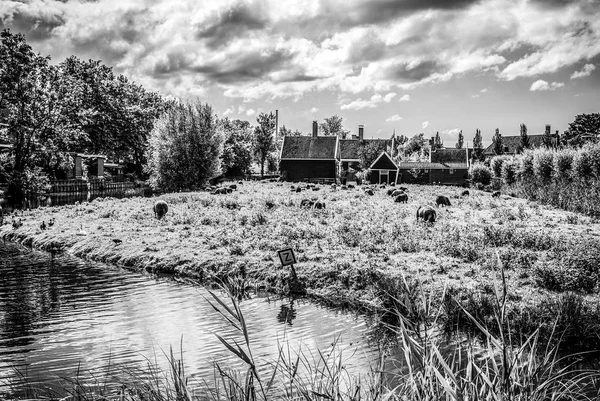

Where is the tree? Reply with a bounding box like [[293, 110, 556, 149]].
[[220, 118, 253, 177], [279, 125, 304, 137], [358, 141, 383, 170], [253, 112, 276, 178], [145, 101, 223, 191], [472, 129, 484, 162], [517, 123, 529, 154], [492, 128, 504, 155], [403, 133, 428, 160], [319, 115, 350, 138], [433, 131, 444, 150], [564, 113, 600, 147], [455, 130, 464, 149]]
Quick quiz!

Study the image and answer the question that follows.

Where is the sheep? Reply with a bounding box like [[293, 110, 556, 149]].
[[313, 201, 326, 209], [300, 198, 314, 208], [153, 200, 169, 219], [296, 187, 302, 193], [436, 195, 451, 207], [492, 191, 501, 198], [416, 206, 437, 223], [398, 186, 408, 191], [348, 184, 355, 189], [392, 189, 405, 197], [364, 188, 374, 196], [394, 193, 408, 203], [386, 189, 395, 196], [461, 190, 470, 196], [229, 184, 237, 191]]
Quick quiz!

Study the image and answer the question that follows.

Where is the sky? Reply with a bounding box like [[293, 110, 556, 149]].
[[2, 0, 600, 145]]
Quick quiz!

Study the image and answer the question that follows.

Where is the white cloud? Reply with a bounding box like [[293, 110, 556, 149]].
[[223, 107, 233, 116], [571, 64, 596, 79], [340, 91, 398, 110], [245, 108, 256, 116], [398, 94, 410, 102], [480, 88, 488, 93], [422, 121, 430, 129], [310, 107, 319, 113], [530, 80, 564, 91], [471, 94, 480, 98], [440, 128, 461, 137], [383, 92, 397, 102], [386, 114, 403, 122]]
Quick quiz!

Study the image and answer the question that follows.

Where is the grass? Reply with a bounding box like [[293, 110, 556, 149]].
[[2, 181, 600, 353]]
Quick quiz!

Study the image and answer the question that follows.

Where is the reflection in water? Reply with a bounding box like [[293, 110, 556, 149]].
[[0, 243, 387, 398]]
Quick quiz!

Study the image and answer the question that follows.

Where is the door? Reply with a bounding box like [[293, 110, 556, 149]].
[[380, 170, 389, 184]]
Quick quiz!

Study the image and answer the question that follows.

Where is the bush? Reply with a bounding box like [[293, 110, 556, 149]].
[[517, 150, 535, 181], [552, 148, 574, 181], [571, 145, 593, 179], [532, 148, 554, 182], [490, 155, 510, 178], [500, 158, 519, 186], [469, 163, 492, 185]]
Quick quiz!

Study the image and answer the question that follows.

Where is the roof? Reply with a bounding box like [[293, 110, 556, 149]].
[[484, 134, 559, 155], [430, 148, 468, 164], [280, 136, 338, 159], [339, 138, 390, 160], [398, 162, 469, 170], [370, 152, 397, 170]]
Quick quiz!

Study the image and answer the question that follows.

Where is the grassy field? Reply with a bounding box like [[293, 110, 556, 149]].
[[2, 180, 600, 352]]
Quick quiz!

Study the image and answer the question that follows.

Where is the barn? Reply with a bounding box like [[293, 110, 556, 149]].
[[279, 123, 339, 182], [368, 152, 398, 184], [338, 125, 391, 183], [397, 148, 469, 185]]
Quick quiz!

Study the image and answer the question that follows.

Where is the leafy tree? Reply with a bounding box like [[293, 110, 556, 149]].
[[0, 29, 85, 203], [220, 118, 253, 177], [358, 141, 383, 170], [542, 125, 554, 148], [455, 130, 464, 149], [492, 128, 504, 155], [564, 113, 600, 147], [472, 129, 484, 161], [433, 131, 444, 150], [517, 123, 529, 154], [403, 133, 429, 160], [253, 112, 276, 178], [279, 125, 304, 137], [319, 115, 350, 138], [145, 101, 223, 191]]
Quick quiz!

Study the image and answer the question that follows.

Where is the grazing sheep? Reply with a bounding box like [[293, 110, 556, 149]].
[[229, 184, 237, 191], [394, 193, 408, 203], [296, 187, 302, 193], [386, 189, 394, 196], [492, 191, 501, 198], [300, 198, 314, 208], [312, 186, 320, 191], [416, 206, 437, 223], [153, 200, 169, 219], [313, 201, 326, 209], [436, 195, 451, 207], [392, 189, 405, 197], [461, 190, 470, 196], [379, 184, 386, 189], [398, 186, 408, 191], [364, 188, 374, 196], [341, 185, 348, 190], [212, 188, 228, 195], [238, 181, 243, 185], [348, 184, 355, 189]]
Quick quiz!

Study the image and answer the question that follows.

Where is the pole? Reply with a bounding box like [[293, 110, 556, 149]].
[[275, 109, 279, 139]]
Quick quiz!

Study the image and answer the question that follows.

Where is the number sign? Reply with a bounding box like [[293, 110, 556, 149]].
[[278, 248, 297, 267]]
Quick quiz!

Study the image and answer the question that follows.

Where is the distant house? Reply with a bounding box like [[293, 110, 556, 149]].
[[368, 152, 398, 184], [279, 121, 339, 182], [397, 148, 469, 185], [484, 128, 560, 156], [338, 125, 392, 182]]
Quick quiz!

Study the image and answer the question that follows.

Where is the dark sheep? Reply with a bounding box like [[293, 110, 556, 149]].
[[386, 189, 394, 196], [238, 181, 243, 185], [348, 184, 355, 189], [394, 194, 408, 203], [296, 187, 302, 193], [392, 189, 405, 197], [153, 200, 169, 219], [379, 185, 386, 189], [212, 188, 228, 195], [461, 190, 470, 196], [229, 184, 237, 191], [300, 199, 314, 208], [416, 206, 437, 223], [436, 195, 451, 207], [364, 189, 374, 196], [312, 186, 320, 191], [341, 185, 348, 190], [492, 191, 501, 198], [398, 186, 408, 191], [313, 201, 326, 209]]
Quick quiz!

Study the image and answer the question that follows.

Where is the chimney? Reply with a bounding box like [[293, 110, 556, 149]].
[[545, 124, 551, 135], [358, 125, 364, 141], [312, 120, 318, 137]]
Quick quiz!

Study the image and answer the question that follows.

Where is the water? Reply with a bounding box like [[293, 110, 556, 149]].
[[0, 243, 384, 398]]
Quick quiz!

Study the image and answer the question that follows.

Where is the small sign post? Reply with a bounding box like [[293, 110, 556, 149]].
[[277, 248, 301, 292]]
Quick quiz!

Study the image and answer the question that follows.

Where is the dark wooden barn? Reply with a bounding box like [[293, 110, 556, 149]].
[[368, 152, 398, 184], [397, 148, 469, 185], [279, 133, 339, 182], [338, 125, 391, 183]]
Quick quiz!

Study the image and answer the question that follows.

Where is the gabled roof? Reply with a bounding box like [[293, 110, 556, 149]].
[[369, 151, 397, 170], [397, 161, 469, 170], [430, 148, 468, 164], [280, 136, 338, 159], [339, 138, 390, 160], [484, 134, 559, 154]]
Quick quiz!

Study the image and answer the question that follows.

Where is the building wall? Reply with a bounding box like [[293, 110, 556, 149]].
[[430, 169, 469, 185], [369, 170, 397, 184], [398, 169, 430, 184], [280, 160, 336, 181]]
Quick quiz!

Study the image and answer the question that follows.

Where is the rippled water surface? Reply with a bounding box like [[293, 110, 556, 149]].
[[0, 243, 384, 398]]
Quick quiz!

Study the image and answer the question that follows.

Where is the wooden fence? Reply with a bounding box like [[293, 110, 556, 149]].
[[46, 178, 149, 206]]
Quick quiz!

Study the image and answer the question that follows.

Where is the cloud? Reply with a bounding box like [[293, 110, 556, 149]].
[[386, 114, 403, 122], [422, 121, 430, 129], [471, 94, 480, 98], [440, 128, 461, 137], [398, 94, 410, 101], [570, 63, 596, 79], [480, 88, 488, 92], [530, 80, 565, 91], [340, 92, 398, 110], [223, 107, 234, 116], [245, 108, 256, 116], [310, 107, 319, 113]]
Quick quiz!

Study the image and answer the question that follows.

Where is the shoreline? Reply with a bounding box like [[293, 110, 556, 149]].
[[2, 181, 600, 352]]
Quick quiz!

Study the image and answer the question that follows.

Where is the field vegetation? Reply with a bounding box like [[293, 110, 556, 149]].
[[2, 180, 600, 355]]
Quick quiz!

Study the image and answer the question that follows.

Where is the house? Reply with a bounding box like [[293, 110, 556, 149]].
[[279, 121, 339, 182], [368, 151, 398, 184], [397, 148, 469, 185], [338, 125, 392, 182], [484, 126, 560, 156]]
